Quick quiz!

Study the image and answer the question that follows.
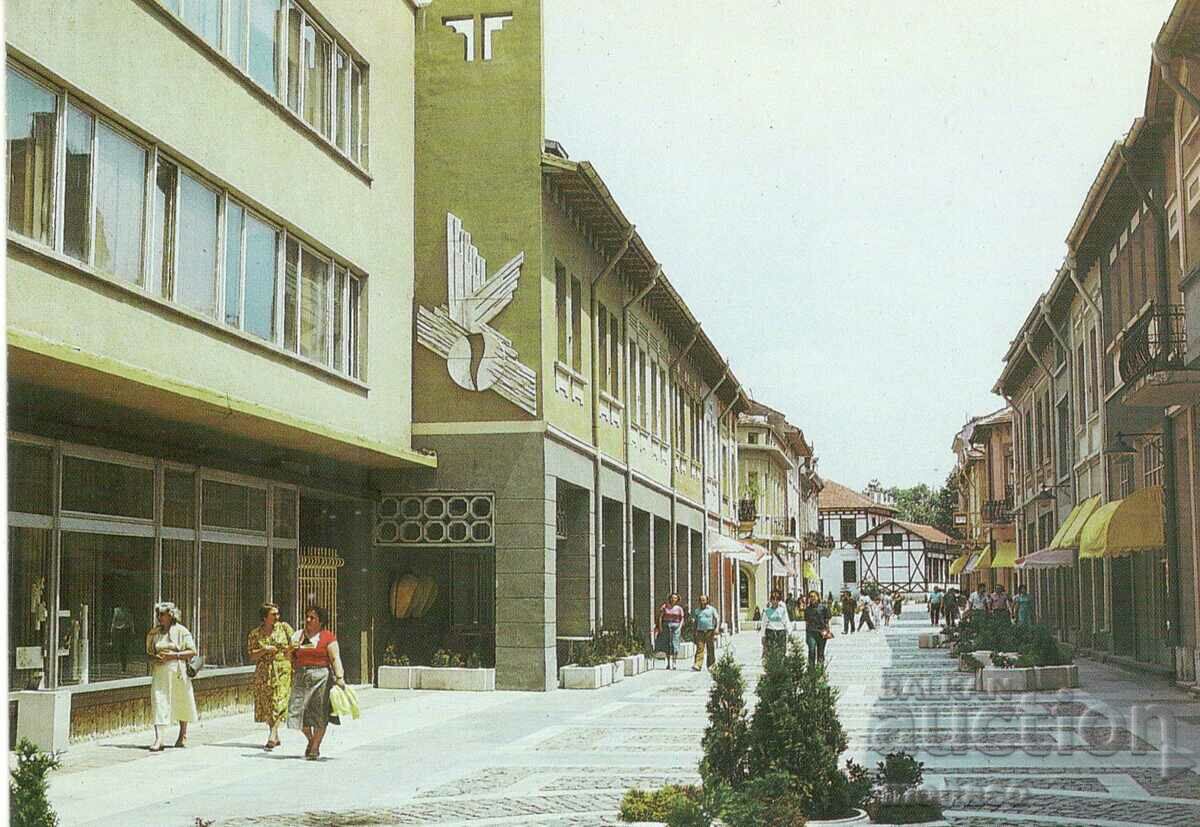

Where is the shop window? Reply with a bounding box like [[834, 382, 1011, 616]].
[[61, 456, 154, 520], [161, 538, 197, 631], [8, 527, 51, 690], [199, 543, 269, 667], [202, 479, 267, 532], [738, 569, 750, 609], [8, 442, 52, 515], [272, 548, 298, 622], [273, 487, 298, 539], [58, 533, 155, 685], [163, 468, 196, 529], [451, 551, 495, 627]]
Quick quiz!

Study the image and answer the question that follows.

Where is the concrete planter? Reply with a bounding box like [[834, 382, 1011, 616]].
[[559, 664, 613, 689], [377, 665, 416, 690], [980, 666, 1034, 693], [805, 808, 870, 825], [1035, 664, 1079, 690], [418, 667, 495, 691], [677, 642, 696, 660], [918, 633, 942, 649], [610, 661, 626, 683], [620, 654, 647, 676]]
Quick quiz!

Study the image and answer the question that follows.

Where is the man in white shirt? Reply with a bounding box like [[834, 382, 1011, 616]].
[[969, 584, 989, 616]]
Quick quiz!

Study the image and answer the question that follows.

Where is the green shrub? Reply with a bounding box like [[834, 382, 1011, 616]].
[[715, 772, 809, 827], [747, 637, 849, 819], [618, 785, 703, 823], [700, 651, 750, 790], [10, 739, 60, 827], [430, 649, 465, 668], [1020, 625, 1072, 666]]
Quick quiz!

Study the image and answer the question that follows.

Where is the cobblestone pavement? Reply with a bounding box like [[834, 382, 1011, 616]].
[[46, 616, 1200, 825]]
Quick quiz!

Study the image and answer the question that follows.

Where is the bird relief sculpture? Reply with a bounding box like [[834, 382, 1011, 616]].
[[416, 213, 538, 415]]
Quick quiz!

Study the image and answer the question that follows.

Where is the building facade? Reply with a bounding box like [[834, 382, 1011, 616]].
[[817, 480, 897, 598], [7, 0, 434, 745], [855, 519, 958, 597], [950, 408, 1017, 594]]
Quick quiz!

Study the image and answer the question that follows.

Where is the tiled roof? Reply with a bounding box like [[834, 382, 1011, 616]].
[[857, 518, 958, 547], [818, 480, 897, 513]]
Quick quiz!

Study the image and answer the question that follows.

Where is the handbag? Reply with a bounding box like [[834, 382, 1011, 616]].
[[821, 628, 834, 640], [185, 654, 205, 679]]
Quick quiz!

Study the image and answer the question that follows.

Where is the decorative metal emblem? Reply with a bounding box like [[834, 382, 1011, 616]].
[[416, 213, 537, 414]]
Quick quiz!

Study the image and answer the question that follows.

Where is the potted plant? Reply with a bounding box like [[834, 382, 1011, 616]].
[[420, 648, 495, 691], [377, 644, 415, 689], [560, 639, 614, 689], [864, 752, 946, 825]]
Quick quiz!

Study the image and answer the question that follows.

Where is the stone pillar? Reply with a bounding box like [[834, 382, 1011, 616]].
[[654, 516, 672, 606], [675, 524, 691, 607], [632, 509, 653, 640], [555, 481, 595, 637], [690, 528, 704, 607]]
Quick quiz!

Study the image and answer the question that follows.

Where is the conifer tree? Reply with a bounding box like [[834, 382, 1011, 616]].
[[10, 739, 60, 827], [699, 650, 750, 790]]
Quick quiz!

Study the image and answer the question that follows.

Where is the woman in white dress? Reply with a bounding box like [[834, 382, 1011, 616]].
[[146, 601, 198, 752]]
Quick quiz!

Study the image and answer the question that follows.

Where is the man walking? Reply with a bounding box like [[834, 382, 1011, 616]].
[[857, 595, 876, 631], [929, 586, 943, 627], [970, 583, 989, 617], [841, 591, 857, 634], [691, 595, 720, 671]]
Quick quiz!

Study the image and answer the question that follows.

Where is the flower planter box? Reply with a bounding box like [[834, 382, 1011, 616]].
[[610, 661, 626, 683], [377, 665, 416, 689], [805, 808, 870, 825], [677, 642, 696, 661], [418, 667, 495, 691], [559, 664, 612, 689], [379, 665, 495, 691], [918, 633, 942, 649], [979, 666, 1034, 693], [619, 654, 647, 676], [1035, 664, 1079, 690]]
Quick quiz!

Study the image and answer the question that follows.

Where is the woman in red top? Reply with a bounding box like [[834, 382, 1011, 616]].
[[287, 605, 346, 760]]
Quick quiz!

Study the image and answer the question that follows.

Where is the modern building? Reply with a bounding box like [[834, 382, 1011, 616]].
[[398, 0, 749, 691], [7, 0, 434, 747], [817, 480, 897, 597]]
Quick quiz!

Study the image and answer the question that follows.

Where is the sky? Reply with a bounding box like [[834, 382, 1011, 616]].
[[543, 0, 1176, 492]]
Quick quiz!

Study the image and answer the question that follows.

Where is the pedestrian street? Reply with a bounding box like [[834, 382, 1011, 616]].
[[37, 613, 1199, 826]]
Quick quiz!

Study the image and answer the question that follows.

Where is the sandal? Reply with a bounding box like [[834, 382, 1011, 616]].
[[173, 737, 188, 749], [264, 740, 278, 750], [149, 745, 164, 753]]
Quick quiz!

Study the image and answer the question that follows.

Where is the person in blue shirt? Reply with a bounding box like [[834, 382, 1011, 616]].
[[691, 595, 720, 671], [761, 590, 790, 658], [1013, 584, 1034, 625]]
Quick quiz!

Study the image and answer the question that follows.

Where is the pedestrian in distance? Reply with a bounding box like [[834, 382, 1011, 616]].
[[990, 584, 1012, 620], [969, 583, 989, 617], [804, 590, 832, 666], [691, 595, 720, 671], [840, 590, 857, 634], [857, 595, 876, 631], [892, 591, 904, 618], [929, 586, 943, 627], [146, 601, 198, 752], [654, 593, 686, 670], [881, 593, 894, 627], [288, 605, 347, 760], [247, 602, 295, 750], [871, 594, 885, 629], [1013, 584, 1033, 625], [943, 587, 959, 628], [761, 589, 791, 658]]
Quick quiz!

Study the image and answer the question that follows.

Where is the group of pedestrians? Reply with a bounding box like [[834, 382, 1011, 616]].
[[839, 589, 906, 634], [654, 593, 721, 671], [927, 582, 1034, 627], [145, 600, 348, 759], [761, 589, 831, 666]]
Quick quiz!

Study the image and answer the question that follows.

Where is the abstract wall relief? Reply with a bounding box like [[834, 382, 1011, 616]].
[[417, 213, 538, 415]]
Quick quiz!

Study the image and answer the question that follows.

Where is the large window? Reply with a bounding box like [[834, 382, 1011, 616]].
[[7, 437, 302, 688], [156, 0, 368, 167], [882, 533, 903, 548], [7, 66, 57, 245], [7, 61, 365, 379], [840, 518, 857, 542], [842, 560, 857, 583]]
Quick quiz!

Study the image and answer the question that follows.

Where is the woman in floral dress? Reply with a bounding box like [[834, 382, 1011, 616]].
[[247, 602, 294, 750]]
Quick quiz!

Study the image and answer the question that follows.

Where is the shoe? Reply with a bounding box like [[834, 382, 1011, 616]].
[[148, 744, 164, 753], [265, 739, 279, 750], [173, 737, 187, 749], [691, 666, 701, 672]]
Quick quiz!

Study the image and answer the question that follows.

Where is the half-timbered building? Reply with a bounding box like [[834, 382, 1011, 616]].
[[856, 519, 959, 596]]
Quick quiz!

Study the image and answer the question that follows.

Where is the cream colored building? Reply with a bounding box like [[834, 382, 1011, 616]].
[[7, 0, 432, 747]]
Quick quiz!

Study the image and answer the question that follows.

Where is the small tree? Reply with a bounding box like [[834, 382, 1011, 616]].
[[747, 638, 850, 819], [10, 739, 60, 827], [700, 651, 750, 790]]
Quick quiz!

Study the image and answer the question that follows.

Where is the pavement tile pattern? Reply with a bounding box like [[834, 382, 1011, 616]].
[[45, 615, 1200, 826]]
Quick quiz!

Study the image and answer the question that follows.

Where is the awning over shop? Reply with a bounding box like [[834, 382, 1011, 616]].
[[990, 542, 1018, 569], [1015, 547, 1075, 570], [965, 549, 992, 573], [707, 530, 744, 554], [1078, 486, 1165, 559], [948, 552, 972, 576], [1048, 495, 1101, 550]]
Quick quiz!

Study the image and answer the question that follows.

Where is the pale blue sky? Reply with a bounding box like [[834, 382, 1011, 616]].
[[544, 0, 1174, 491]]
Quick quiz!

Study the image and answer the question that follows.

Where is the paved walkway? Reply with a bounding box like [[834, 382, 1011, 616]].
[[44, 615, 1200, 825]]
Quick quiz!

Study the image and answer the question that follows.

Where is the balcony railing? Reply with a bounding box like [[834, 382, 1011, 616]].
[[1118, 303, 1187, 384], [737, 498, 757, 524], [982, 498, 1013, 524], [803, 531, 835, 551]]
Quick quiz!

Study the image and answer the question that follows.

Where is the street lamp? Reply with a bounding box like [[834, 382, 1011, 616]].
[[1104, 431, 1159, 455]]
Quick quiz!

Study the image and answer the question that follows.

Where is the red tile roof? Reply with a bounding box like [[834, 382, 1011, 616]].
[[818, 480, 897, 513]]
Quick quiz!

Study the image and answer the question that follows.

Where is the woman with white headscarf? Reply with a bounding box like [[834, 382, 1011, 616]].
[[146, 601, 198, 752]]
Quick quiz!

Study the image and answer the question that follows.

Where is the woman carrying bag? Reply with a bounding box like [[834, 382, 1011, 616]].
[[287, 605, 347, 760], [146, 601, 198, 752]]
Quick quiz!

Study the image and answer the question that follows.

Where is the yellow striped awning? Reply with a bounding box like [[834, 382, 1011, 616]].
[[990, 542, 1018, 569], [966, 548, 992, 573], [1048, 495, 1101, 550], [803, 562, 818, 580], [948, 552, 972, 576], [1079, 486, 1165, 559]]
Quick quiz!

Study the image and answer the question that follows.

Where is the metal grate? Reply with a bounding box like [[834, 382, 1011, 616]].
[[298, 547, 343, 633]]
